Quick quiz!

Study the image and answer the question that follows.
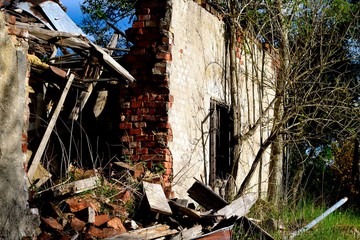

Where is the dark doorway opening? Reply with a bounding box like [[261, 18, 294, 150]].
[[209, 100, 232, 187]]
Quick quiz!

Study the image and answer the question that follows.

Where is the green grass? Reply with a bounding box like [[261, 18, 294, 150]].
[[244, 199, 360, 240]]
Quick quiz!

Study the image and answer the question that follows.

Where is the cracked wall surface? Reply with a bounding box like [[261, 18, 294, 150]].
[[0, 11, 39, 239]]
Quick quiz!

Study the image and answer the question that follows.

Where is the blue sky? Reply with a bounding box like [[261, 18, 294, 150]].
[[61, 0, 132, 31], [61, 0, 83, 25]]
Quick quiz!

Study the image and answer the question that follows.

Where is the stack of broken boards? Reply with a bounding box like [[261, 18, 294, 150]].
[[34, 173, 273, 240]]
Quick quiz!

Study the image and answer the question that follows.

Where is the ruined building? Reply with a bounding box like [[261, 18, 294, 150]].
[[0, 0, 278, 238]]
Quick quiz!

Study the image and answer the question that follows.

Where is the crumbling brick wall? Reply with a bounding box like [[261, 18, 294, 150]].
[[123, 0, 278, 199], [121, 0, 174, 196]]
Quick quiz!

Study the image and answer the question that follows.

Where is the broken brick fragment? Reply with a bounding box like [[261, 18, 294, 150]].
[[107, 217, 127, 233], [41, 217, 63, 231], [70, 217, 86, 231], [94, 214, 112, 227]]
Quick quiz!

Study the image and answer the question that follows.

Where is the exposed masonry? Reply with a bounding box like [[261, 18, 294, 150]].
[[121, 0, 279, 198], [121, 0, 174, 196], [120, 0, 227, 198]]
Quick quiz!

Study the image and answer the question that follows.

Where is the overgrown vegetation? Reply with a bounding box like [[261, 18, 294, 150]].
[[234, 199, 360, 240], [209, 0, 360, 205]]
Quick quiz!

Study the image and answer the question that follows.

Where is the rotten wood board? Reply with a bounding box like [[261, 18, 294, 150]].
[[187, 178, 228, 211], [27, 73, 75, 185], [143, 181, 172, 215], [89, 41, 135, 83], [33, 164, 52, 187], [172, 225, 203, 240], [168, 200, 201, 219], [69, 33, 119, 120], [104, 224, 178, 240], [216, 192, 257, 219], [39, 1, 85, 35], [52, 176, 100, 197]]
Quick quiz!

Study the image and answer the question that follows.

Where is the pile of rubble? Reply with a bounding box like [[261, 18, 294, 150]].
[[29, 162, 274, 239]]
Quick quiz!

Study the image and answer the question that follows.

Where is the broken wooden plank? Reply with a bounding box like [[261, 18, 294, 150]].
[[16, 2, 54, 30], [93, 90, 108, 118], [52, 176, 100, 197], [27, 73, 75, 185], [39, 1, 85, 35], [104, 224, 178, 240], [143, 181, 172, 215], [15, 23, 90, 49], [113, 161, 144, 178], [89, 41, 135, 83], [168, 200, 201, 219], [69, 33, 119, 120], [216, 192, 257, 219], [187, 178, 228, 211], [33, 164, 52, 187], [172, 225, 203, 240]]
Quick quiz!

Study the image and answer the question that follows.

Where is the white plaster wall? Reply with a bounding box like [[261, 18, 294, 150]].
[[168, 0, 227, 197], [168, 0, 277, 198]]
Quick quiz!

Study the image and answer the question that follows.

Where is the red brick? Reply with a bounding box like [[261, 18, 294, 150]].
[[131, 115, 143, 122], [140, 154, 171, 161], [144, 141, 157, 148], [163, 161, 172, 169], [107, 217, 126, 233], [137, 40, 152, 48], [136, 148, 149, 154], [94, 214, 112, 227], [131, 101, 143, 108], [41, 217, 63, 231], [134, 122, 147, 128], [138, 14, 151, 21], [154, 148, 171, 155], [135, 135, 149, 141], [129, 142, 141, 148], [71, 217, 86, 231], [119, 123, 132, 129], [132, 21, 145, 28], [130, 129, 143, 135], [156, 52, 172, 60], [121, 102, 131, 108], [122, 149, 134, 155], [121, 136, 133, 142], [145, 21, 158, 27], [157, 122, 171, 129], [149, 108, 157, 114], [121, 190, 133, 204], [163, 174, 171, 183], [136, 108, 149, 114], [152, 66, 167, 75], [5, 15, 16, 25], [143, 115, 157, 121], [124, 109, 133, 115], [144, 101, 167, 108], [132, 48, 147, 55]]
